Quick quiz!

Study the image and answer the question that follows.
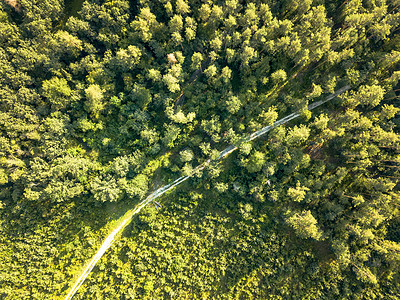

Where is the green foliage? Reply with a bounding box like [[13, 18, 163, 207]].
[[85, 84, 104, 117], [42, 77, 72, 109], [285, 210, 323, 240], [244, 150, 266, 173], [179, 149, 194, 162], [287, 181, 309, 202], [285, 125, 310, 146], [344, 84, 386, 108], [124, 174, 149, 199], [271, 69, 287, 84], [1, 0, 399, 298], [225, 95, 242, 114], [116, 45, 141, 71], [91, 176, 122, 202]]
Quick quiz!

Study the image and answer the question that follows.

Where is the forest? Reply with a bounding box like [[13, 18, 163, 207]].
[[0, 0, 399, 298]]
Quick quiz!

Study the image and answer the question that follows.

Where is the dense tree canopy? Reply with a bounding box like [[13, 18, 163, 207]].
[[0, 0, 399, 298]]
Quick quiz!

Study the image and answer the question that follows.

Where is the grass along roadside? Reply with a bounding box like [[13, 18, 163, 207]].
[[62, 202, 139, 299]]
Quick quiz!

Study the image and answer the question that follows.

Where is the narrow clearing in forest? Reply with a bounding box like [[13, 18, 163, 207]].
[[64, 85, 350, 300]]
